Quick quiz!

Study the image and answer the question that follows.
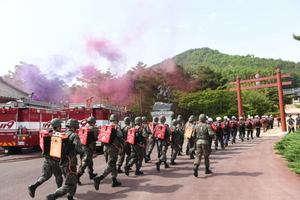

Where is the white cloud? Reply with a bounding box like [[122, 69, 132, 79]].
[[198, 26, 204, 32], [142, 35, 148, 42], [179, 23, 190, 28], [164, 28, 170, 33], [209, 12, 216, 19]]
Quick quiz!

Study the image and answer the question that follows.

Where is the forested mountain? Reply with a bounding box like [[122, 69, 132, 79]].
[[154, 47, 300, 87]]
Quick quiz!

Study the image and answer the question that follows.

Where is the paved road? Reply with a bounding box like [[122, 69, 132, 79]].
[[1, 107, 300, 200]]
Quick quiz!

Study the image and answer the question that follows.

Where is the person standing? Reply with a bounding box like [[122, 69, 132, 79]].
[[154, 115, 172, 171], [287, 114, 295, 133], [28, 118, 63, 198], [192, 114, 215, 177], [276, 115, 281, 127], [124, 116, 148, 176], [93, 114, 123, 190], [46, 119, 84, 200], [295, 113, 300, 130], [117, 116, 132, 173], [77, 116, 98, 185]]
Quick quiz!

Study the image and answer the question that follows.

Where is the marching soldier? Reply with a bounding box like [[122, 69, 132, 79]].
[[155, 115, 172, 171], [229, 116, 238, 144], [238, 117, 246, 142], [46, 119, 84, 200], [246, 117, 254, 140], [253, 115, 262, 138], [222, 116, 230, 147], [141, 116, 151, 163], [170, 119, 183, 165], [77, 116, 98, 185], [124, 116, 148, 175], [214, 117, 224, 150], [192, 114, 215, 177], [28, 118, 63, 198], [145, 116, 159, 162], [185, 115, 196, 159], [117, 117, 132, 173], [176, 115, 185, 155], [93, 114, 123, 191]]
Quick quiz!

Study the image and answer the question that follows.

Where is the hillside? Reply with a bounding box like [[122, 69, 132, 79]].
[[153, 47, 300, 87]]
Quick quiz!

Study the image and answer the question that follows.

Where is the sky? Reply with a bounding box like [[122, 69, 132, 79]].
[[0, 0, 300, 78]]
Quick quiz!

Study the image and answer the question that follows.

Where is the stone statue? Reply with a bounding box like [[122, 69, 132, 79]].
[[156, 85, 174, 103]]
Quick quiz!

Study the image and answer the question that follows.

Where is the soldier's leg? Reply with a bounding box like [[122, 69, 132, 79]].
[[52, 160, 63, 188], [135, 146, 145, 175], [203, 144, 212, 174], [193, 144, 203, 177], [125, 145, 137, 176], [29, 159, 52, 198], [117, 150, 125, 173]]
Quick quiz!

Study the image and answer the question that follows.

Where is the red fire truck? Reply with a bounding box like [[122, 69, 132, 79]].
[[0, 99, 130, 154]]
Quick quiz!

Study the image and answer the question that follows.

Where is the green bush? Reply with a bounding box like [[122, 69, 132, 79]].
[[274, 129, 300, 174]]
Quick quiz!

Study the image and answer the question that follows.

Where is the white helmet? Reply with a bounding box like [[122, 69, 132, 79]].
[[216, 117, 222, 121], [232, 116, 236, 119], [208, 118, 213, 122], [239, 117, 243, 120], [224, 116, 228, 120]]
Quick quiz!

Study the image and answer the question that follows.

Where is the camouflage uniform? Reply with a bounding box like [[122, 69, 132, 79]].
[[28, 119, 63, 199], [185, 116, 196, 159], [155, 116, 172, 171], [93, 114, 123, 190], [117, 118, 132, 173], [77, 118, 98, 185], [176, 115, 185, 155], [124, 117, 148, 175], [145, 117, 159, 161], [46, 119, 84, 200], [192, 114, 214, 177], [170, 119, 183, 165]]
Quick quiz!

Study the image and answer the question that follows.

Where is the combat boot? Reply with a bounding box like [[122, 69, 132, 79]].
[[135, 169, 144, 175], [28, 181, 41, 198], [190, 154, 195, 159], [146, 153, 151, 161], [156, 161, 162, 171], [89, 172, 98, 180], [124, 164, 131, 176], [67, 196, 74, 200], [194, 164, 199, 177], [111, 177, 121, 187], [205, 167, 212, 174], [144, 156, 150, 163], [164, 161, 170, 168], [117, 165, 123, 173], [77, 172, 83, 185], [46, 193, 59, 200], [93, 174, 104, 191], [170, 159, 177, 165]]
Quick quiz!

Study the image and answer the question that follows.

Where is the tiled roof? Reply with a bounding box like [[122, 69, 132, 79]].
[[0, 77, 30, 100]]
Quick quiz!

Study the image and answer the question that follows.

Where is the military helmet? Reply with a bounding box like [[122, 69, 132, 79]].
[[153, 116, 159, 122], [199, 114, 206, 122], [109, 114, 119, 121], [66, 118, 79, 128], [142, 116, 148, 122], [172, 119, 178, 126], [50, 118, 62, 128], [124, 117, 131, 124], [188, 115, 195, 122], [134, 116, 143, 125], [159, 115, 166, 122], [87, 116, 96, 123]]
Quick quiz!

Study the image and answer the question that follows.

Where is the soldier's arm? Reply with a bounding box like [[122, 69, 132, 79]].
[[72, 134, 85, 155]]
